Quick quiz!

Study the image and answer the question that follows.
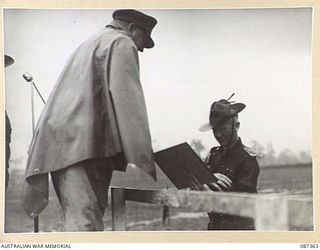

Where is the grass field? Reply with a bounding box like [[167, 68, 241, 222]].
[[4, 163, 313, 232]]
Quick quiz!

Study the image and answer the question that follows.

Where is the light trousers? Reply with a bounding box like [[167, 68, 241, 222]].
[[51, 158, 114, 231]]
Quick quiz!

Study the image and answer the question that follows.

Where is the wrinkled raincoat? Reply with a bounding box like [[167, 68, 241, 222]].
[[22, 22, 156, 218]]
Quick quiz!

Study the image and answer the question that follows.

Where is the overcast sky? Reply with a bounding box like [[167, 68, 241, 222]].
[[3, 8, 312, 169]]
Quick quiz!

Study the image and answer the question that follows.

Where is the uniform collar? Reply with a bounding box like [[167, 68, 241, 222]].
[[221, 138, 242, 156]]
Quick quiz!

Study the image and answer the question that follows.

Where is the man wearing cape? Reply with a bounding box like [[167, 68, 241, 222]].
[[22, 9, 158, 231]]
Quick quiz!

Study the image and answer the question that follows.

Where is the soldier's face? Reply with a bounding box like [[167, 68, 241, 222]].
[[213, 118, 239, 147]]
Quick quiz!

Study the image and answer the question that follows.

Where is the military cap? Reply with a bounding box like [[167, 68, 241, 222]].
[[113, 9, 157, 48], [199, 99, 245, 132], [5, 55, 14, 67]]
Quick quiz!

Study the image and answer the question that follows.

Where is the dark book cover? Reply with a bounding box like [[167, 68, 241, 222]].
[[154, 142, 217, 190]]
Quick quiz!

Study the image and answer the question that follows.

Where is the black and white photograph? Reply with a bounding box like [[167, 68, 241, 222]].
[[3, 6, 314, 236]]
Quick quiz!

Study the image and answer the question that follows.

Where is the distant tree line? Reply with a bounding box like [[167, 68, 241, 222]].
[[249, 140, 311, 166], [190, 139, 311, 167]]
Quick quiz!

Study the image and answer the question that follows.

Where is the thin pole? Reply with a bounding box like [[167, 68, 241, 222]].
[[34, 216, 39, 233], [31, 84, 35, 132], [30, 82, 39, 233], [32, 82, 46, 104]]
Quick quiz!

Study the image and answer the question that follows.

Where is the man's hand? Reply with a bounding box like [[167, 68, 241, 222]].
[[203, 183, 222, 192], [214, 173, 232, 190], [203, 173, 233, 192]]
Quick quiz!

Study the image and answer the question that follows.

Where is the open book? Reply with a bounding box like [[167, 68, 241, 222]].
[[154, 142, 217, 190]]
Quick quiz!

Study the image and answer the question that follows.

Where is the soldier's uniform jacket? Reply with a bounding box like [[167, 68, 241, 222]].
[[206, 138, 260, 230]]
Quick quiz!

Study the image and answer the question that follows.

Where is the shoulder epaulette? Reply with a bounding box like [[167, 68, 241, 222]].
[[242, 145, 257, 157], [205, 146, 221, 165]]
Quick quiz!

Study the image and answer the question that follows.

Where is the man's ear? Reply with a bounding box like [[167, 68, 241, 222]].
[[235, 122, 240, 132], [128, 23, 136, 32]]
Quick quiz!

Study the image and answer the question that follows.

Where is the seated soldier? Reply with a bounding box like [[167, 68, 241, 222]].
[[199, 96, 260, 230]]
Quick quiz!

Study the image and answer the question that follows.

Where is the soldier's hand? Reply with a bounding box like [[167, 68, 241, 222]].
[[203, 183, 223, 192], [213, 173, 232, 190]]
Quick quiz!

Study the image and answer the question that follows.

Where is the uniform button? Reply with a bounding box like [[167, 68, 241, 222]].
[[34, 169, 39, 174], [29, 212, 35, 218]]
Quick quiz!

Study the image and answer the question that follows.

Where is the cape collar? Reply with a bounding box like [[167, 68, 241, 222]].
[[106, 20, 131, 37]]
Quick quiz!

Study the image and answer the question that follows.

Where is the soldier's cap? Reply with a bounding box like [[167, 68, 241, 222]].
[[5, 55, 14, 67], [113, 9, 157, 49], [199, 97, 246, 132]]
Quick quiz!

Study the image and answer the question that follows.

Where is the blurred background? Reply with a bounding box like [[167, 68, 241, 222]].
[[3, 8, 312, 232]]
